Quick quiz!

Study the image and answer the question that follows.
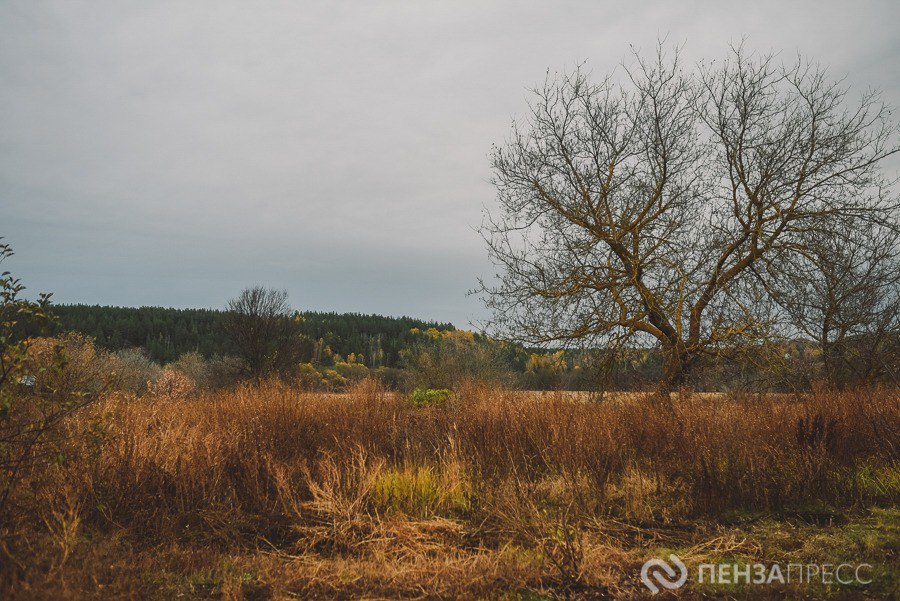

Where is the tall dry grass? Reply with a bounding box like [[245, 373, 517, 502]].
[[1, 380, 897, 597]]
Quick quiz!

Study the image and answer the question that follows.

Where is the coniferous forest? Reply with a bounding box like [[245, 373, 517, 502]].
[[47, 304, 454, 366]]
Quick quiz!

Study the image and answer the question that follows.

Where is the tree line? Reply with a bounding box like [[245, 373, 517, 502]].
[[41, 303, 454, 368], [15, 289, 895, 392]]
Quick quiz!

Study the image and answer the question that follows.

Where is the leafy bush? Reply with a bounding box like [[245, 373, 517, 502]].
[[331, 361, 369, 382], [408, 387, 451, 407], [0, 240, 95, 520], [322, 368, 349, 391], [296, 362, 324, 390]]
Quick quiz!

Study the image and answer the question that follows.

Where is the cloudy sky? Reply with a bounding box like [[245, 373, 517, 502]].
[[2, 1, 898, 327]]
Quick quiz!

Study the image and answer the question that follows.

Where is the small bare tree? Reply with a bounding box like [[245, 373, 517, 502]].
[[225, 286, 305, 380], [772, 219, 900, 388], [480, 44, 899, 390]]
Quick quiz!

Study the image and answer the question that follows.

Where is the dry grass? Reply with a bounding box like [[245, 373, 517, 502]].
[[1, 380, 897, 598]]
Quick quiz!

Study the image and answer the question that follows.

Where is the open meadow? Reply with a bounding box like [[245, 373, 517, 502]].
[[2, 380, 897, 599]]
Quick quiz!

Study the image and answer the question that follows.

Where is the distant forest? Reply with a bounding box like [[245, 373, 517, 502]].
[[48, 304, 455, 367]]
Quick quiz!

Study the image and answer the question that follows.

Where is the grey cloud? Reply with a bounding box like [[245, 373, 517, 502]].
[[2, 0, 898, 327]]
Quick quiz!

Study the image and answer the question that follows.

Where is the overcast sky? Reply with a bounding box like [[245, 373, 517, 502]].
[[2, 1, 898, 327]]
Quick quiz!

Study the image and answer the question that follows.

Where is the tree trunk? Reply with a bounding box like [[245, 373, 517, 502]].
[[660, 345, 692, 393], [821, 334, 843, 390]]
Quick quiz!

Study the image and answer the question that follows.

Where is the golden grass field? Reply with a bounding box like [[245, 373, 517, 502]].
[[1, 381, 898, 599]]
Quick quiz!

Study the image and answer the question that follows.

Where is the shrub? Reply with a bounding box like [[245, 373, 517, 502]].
[[402, 329, 513, 389], [205, 355, 246, 389], [22, 334, 112, 401], [147, 367, 194, 399], [107, 348, 162, 395], [371, 366, 404, 389], [332, 361, 369, 382], [408, 387, 451, 407], [169, 351, 211, 389], [296, 362, 325, 391], [322, 368, 348, 391]]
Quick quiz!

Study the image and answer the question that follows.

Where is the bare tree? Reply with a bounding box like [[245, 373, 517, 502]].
[[225, 286, 305, 380], [479, 44, 899, 390], [772, 219, 900, 388]]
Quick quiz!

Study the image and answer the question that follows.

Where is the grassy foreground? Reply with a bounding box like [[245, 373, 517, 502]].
[[2, 382, 897, 599]]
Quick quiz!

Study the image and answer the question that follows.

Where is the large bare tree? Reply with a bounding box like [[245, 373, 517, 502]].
[[480, 45, 899, 389]]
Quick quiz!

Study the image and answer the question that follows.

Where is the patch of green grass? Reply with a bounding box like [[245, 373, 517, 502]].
[[371, 464, 470, 517], [691, 508, 899, 598], [853, 463, 900, 502], [184, 569, 222, 596]]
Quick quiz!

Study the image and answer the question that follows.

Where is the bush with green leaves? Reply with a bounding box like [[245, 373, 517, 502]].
[[1, 239, 91, 517], [0, 240, 53, 407], [408, 387, 451, 407]]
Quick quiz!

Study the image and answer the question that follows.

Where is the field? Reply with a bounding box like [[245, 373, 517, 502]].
[[2, 381, 897, 599], [4, 3, 900, 598]]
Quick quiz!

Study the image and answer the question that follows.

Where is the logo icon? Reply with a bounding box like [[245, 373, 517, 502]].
[[641, 554, 688, 594]]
